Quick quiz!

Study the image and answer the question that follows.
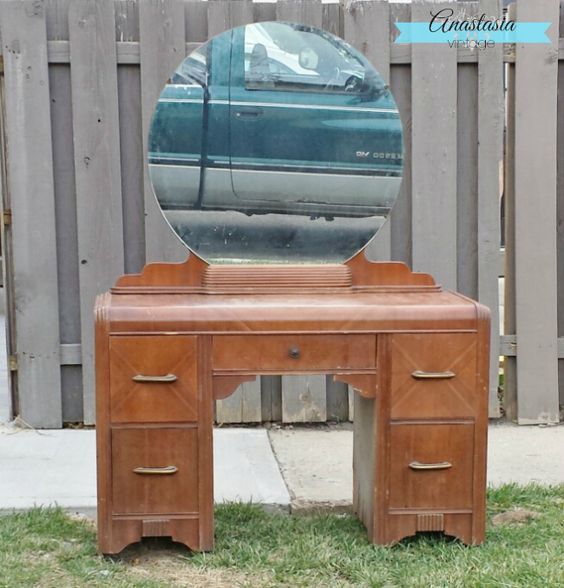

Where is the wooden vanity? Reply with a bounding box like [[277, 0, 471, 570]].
[[95, 253, 490, 554]]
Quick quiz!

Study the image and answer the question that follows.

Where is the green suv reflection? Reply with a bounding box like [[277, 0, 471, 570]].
[[149, 22, 403, 220]]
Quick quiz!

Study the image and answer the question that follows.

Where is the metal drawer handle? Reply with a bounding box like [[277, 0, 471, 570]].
[[409, 461, 452, 471], [132, 373, 177, 383], [133, 465, 178, 475], [411, 370, 455, 380]]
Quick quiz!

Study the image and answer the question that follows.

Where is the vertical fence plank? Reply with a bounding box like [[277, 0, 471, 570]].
[[389, 1, 412, 265], [45, 0, 71, 39], [411, 0, 457, 290], [326, 376, 348, 422], [115, 0, 139, 41], [260, 375, 282, 421], [47, 0, 81, 425], [456, 60, 478, 300], [322, 1, 342, 37], [344, 0, 391, 262], [559, 2, 564, 408], [514, 0, 560, 423], [69, 0, 125, 424], [116, 0, 145, 274], [455, 1, 480, 302], [216, 380, 261, 423], [348, 387, 355, 421], [139, 0, 188, 263], [185, 0, 208, 42], [276, 0, 323, 27], [478, 0, 503, 417], [254, 1, 277, 24], [207, 0, 253, 38], [504, 2, 517, 420], [49, 62, 82, 422], [0, 0, 62, 427], [282, 375, 326, 423]]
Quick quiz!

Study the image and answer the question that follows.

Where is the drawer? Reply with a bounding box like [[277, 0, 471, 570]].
[[390, 334, 477, 419], [111, 428, 199, 515], [109, 335, 198, 423], [213, 334, 375, 372], [389, 423, 474, 510]]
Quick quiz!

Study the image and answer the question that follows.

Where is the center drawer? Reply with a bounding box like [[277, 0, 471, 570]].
[[212, 334, 376, 372]]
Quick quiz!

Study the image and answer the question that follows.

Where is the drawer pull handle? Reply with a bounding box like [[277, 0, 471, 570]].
[[132, 374, 177, 383], [288, 346, 300, 359], [411, 370, 455, 380], [133, 465, 178, 475], [409, 461, 452, 471]]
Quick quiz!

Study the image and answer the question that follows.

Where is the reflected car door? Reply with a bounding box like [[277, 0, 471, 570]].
[[228, 23, 403, 218], [148, 81, 204, 210]]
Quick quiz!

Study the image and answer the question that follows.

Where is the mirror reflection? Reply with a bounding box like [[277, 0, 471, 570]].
[[149, 22, 403, 263]]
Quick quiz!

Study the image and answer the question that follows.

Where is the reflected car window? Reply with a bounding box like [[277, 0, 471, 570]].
[[244, 22, 366, 94]]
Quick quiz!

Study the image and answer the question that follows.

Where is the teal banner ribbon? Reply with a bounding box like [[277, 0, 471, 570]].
[[395, 22, 551, 44]]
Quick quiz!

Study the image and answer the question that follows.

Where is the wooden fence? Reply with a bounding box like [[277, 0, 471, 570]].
[[0, 0, 560, 427]]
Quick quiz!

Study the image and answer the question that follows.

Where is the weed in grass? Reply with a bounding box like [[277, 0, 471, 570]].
[[0, 484, 562, 587]]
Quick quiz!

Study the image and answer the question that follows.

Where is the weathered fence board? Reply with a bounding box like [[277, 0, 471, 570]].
[[276, 0, 322, 27], [49, 62, 82, 421], [260, 375, 282, 422], [478, 0, 503, 416], [503, 2, 518, 420], [69, 0, 125, 424], [282, 375, 326, 422], [345, 0, 392, 262], [0, 0, 537, 426], [326, 376, 349, 422], [0, 0, 62, 427], [208, 0, 253, 37], [456, 61, 478, 300], [411, 1, 458, 290], [139, 0, 188, 263], [512, 0, 560, 424], [558, 3, 564, 408], [116, 0, 145, 275], [216, 379, 262, 423], [389, 2, 412, 265]]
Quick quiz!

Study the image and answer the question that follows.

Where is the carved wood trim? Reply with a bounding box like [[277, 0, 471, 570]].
[[213, 375, 257, 400], [203, 264, 352, 291], [111, 252, 440, 294], [333, 373, 377, 398]]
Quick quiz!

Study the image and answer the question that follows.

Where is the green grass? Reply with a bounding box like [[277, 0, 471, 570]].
[[0, 484, 563, 587]]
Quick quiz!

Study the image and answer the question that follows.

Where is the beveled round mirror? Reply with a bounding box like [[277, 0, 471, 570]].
[[148, 22, 403, 264]]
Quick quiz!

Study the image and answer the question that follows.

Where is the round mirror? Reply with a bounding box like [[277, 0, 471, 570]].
[[148, 22, 403, 264]]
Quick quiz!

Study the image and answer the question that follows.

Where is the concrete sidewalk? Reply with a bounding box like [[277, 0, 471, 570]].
[[0, 421, 563, 515]]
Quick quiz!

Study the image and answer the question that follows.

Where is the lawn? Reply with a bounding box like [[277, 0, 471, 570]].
[[0, 484, 562, 587]]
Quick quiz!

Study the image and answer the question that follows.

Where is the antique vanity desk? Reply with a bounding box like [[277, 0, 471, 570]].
[[95, 253, 490, 554], [96, 20, 490, 555]]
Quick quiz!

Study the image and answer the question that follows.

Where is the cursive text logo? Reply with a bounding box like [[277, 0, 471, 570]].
[[429, 8, 516, 35]]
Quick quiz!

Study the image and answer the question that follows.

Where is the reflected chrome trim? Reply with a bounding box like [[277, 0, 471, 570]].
[[159, 98, 205, 104], [159, 97, 399, 115]]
